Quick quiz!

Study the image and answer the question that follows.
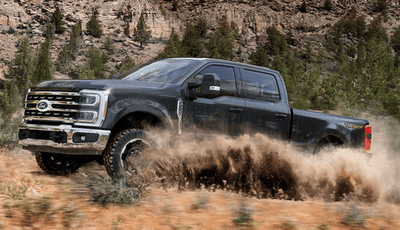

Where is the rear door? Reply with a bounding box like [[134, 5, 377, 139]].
[[183, 64, 246, 135], [239, 68, 291, 139]]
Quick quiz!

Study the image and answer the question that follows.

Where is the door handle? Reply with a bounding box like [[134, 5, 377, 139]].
[[229, 108, 243, 113], [275, 113, 287, 118]]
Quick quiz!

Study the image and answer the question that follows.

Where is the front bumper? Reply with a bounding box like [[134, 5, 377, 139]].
[[18, 123, 110, 155]]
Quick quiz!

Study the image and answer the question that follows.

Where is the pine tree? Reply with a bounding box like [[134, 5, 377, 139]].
[[300, 1, 307, 13], [32, 38, 53, 84], [375, 0, 388, 12], [324, 0, 333, 11], [134, 12, 151, 49], [249, 46, 269, 67], [195, 18, 207, 38], [56, 21, 82, 73], [69, 21, 82, 57], [157, 32, 182, 58], [86, 9, 103, 38], [181, 22, 203, 57], [51, 7, 66, 34], [391, 24, 400, 52], [85, 47, 108, 78], [365, 16, 388, 43], [4, 38, 34, 95], [43, 23, 55, 40], [265, 25, 288, 55], [207, 17, 234, 60]]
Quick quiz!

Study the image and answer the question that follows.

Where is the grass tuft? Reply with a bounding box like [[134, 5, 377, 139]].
[[232, 198, 256, 229], [87, 176, 149, 206]]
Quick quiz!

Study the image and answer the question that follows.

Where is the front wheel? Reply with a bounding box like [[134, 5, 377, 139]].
[[35, 152, 83, 175], [104, 129, 151, 179]]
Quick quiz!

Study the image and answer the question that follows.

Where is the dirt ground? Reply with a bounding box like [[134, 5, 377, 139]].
[[1, 130, 400, 230]]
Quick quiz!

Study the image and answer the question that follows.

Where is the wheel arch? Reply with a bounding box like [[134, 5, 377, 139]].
[[110, 111, 169, 136], [313, 129, 349, 153]]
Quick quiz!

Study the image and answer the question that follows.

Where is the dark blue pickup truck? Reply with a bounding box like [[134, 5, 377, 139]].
[[18, 58, 372, 179]]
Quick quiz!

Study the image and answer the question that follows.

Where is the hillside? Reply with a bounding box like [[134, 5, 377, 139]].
[[0, 0, 399, 78]]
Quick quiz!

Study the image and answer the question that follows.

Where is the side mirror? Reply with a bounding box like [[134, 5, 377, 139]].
[[111, 74, 119, 79], [200, 73, 221, 98]]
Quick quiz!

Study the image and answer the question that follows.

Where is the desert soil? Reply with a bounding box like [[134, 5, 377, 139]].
[[0, 139, 399, 230]]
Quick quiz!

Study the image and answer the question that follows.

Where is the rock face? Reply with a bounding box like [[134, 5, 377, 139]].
[[0, 0, 399, 73]]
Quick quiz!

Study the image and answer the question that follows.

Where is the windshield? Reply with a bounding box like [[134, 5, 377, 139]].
[[118, 59, 201, 83]]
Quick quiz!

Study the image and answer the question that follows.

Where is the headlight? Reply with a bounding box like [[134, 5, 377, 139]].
[[74, 90, 108, 127], [80, 95, 99, 106]]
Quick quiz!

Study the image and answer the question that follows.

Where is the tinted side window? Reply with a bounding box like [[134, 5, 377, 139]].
[[199, 65, 237, 96], [242, 69, 280, 101]]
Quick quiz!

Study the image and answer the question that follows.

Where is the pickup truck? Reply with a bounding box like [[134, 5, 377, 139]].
[[18, 58, 372, 179]]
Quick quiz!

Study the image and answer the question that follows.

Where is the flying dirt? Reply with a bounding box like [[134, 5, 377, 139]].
[[137, 117, 400, 204]]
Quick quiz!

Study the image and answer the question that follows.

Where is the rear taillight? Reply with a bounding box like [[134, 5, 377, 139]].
[[364, 125, 372, 151]]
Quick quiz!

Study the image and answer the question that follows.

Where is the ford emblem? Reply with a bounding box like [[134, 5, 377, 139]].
[[37, 100, 51, 112]]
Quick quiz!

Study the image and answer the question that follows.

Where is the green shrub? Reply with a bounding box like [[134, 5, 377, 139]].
[[87, 177, 149, 206], [104, 35, 115, 54], [282, 220, 296, 229], [232, 198, 255, 228], [291, 97, 309, 110], [190, 192, 209, 210], [86, 9, 103, 38], [73, 64, 95, 80], [4, 196, 55, 227], [341, 203, 366, 227], [59, 204, 78, 228], [118, 55, 135, 73]]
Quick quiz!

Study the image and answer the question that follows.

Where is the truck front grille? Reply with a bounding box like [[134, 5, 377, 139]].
[[24, 91, 82, 123]]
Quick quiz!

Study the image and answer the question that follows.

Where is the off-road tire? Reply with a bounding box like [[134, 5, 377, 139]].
[[103, 129, 149, 179], [35, 152, 83, 175], [313, 136, 343, 154]]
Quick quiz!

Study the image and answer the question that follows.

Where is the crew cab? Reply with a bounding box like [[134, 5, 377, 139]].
[[18, 58, 372, 178]]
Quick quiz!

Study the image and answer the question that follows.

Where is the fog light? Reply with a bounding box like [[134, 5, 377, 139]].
[[78, 111, 96, 122]]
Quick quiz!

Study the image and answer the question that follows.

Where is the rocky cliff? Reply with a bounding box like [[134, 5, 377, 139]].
[[0, 0, 400, 78]]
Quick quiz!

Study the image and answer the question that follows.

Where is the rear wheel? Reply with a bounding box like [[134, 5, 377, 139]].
[[104, 129, 151, 179], [35, 152, 83, 175], [313, 135, 343, 154]]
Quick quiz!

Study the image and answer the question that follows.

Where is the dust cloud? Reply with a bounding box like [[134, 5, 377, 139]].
[[142, 117, 400, 203]]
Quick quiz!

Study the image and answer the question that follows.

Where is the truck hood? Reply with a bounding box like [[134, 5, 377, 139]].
[[33, 79, 166, 92]]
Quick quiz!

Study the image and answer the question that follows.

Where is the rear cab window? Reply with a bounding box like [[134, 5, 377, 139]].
[[241, 69, 280, 101]]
